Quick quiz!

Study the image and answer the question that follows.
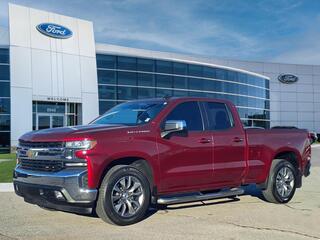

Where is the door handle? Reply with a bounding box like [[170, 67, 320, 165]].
[[233, 137, 243, 143], [199, 138, 212, 144]]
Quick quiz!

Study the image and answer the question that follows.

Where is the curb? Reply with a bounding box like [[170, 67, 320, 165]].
[[0, 183, 14, 192], [0, 159, 13, 163]]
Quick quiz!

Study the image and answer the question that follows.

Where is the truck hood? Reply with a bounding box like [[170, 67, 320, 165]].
[[19, 124, 129, 142]]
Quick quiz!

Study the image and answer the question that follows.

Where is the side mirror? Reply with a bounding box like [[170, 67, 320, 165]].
[[161, 120, 187, 138]]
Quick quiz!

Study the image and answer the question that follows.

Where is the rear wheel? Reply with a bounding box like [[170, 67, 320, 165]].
[[96, 165, 151, 225], [262, 159, 297, 203]]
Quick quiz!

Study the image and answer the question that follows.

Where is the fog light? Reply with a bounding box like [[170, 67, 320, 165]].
[[80, 173, 88, 188], [54, 190, 65, 201]]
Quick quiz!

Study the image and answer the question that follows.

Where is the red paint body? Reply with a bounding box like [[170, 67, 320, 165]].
[[20, 98, 311, 195]]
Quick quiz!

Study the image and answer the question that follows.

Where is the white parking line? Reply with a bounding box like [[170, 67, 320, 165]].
[[0, 183, 14, 192], [311, 144, 320, 148]]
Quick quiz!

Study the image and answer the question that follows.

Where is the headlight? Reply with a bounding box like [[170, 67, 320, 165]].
[[65, 139, 97, 150]]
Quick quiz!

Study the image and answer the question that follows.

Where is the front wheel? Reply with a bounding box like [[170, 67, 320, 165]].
[[96, 165, 151, 225], [262, 159, 297, 203]]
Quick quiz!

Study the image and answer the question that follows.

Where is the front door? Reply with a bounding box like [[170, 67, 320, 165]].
[[37, 114, 65, 130], [158, 101, 214, 193]]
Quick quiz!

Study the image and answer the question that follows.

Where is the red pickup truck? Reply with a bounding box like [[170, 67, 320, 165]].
[[14, 97, 311, 225]]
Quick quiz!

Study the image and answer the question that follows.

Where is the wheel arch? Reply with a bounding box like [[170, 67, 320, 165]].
[[98, 156, 156, 195], [259, 150, 303, 190]]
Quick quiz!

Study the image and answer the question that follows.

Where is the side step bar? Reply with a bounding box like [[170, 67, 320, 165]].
[[157, 188, 244, 205]]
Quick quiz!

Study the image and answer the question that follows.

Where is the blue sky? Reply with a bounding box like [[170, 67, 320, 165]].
[[0, 0, 320, 64]]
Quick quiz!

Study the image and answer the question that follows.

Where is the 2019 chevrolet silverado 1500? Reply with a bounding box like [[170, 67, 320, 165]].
[[14, 97, 311, 225]]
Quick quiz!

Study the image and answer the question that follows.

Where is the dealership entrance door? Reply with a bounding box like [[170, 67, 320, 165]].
[[33, 101, 81, 130], [37, 114, 65, 130]]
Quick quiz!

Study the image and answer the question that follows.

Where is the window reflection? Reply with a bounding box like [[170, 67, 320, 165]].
[[97, 55, 270, 128]]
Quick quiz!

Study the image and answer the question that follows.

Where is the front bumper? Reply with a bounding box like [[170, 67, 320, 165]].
[[13, 166, 98, 214]]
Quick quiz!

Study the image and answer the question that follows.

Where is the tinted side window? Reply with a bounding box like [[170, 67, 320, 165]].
[[204, 102, 233, 130], [165, 102, 203, 131]]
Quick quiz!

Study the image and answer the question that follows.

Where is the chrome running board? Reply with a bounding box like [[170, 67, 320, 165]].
[[157, 188, 244, 205]]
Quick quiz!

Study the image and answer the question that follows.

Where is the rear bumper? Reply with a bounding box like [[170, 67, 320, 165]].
[[13, 166, 98, 214]]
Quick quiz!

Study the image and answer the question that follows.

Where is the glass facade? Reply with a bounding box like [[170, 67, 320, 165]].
[[96, 54, 270, 128], [0, 48, 10, 153]]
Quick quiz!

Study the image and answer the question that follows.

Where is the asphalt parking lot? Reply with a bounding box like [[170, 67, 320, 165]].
[[0, 146, 319, 240]]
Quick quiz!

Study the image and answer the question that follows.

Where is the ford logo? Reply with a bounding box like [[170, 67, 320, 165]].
[[36, 23, 73, 39], [278, 74, 298, 84]]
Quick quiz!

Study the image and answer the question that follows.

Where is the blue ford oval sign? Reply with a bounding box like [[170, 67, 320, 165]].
[[36, 23, 73, 39], [278, 74, 298, 84]]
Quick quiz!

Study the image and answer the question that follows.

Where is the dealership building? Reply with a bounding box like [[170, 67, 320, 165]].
[[0, 4, 319, 152]]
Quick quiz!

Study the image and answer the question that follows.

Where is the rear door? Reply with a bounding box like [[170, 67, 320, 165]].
[[202, 101, 246, 185]]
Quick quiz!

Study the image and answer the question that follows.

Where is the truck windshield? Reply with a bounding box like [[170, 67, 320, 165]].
[[92, 101, 167, 126]]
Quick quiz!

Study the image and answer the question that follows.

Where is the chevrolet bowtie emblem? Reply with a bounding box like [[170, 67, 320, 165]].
[[26, 149, 38, 159]]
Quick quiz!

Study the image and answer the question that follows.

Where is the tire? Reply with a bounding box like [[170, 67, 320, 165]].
[[96, 165, 151, 225], [262, 159, 297, 203]]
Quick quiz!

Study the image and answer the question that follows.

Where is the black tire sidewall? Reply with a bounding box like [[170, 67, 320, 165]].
[[101, 166, 151, 225], [271, 161, 297, 203]]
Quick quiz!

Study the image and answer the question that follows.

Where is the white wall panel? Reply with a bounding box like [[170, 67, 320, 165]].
[[263, 63, 279, 74], [279, 64, 297, 74], [280, 92, 296, 102], [10, 46, 32, 88], [297, 92, 314, 102], [31, 49, 52, 96], [280, 102, 297, 111], [313, 66, 320, 75], [82, 93, 99, 124], [51, 51, 58, 96], [297, 102, 314, 112], [297, 121, 314, 130], [280, 112, 297, 121], [270, 111, 280, 121], [10, 87, 33, 146], [9, 4, 30, 48], [280, 121, 298, 127], [270, 82, 280, 91], [297, 74, 313, 84], [60, 16, 79, 55], [314, 94, 320, 102], [56, 52, 64, 97], [297, 65, 313, 75], [270, 91, 280, 102], [280, 83, 297, 92], [78, 20, 95, 58], [313, 84, 320, 93], [298, 112, 314, 121], [80, 56, 98, 93], [29, 8, 50, 51], [62, 54, 81, 99], [296, 84, 313, 93], [270, 101, 280, 111]]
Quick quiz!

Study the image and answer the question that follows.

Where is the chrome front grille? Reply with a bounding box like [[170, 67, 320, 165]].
[[17, 141, 87, 172], [17, 141, 65, 172]]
